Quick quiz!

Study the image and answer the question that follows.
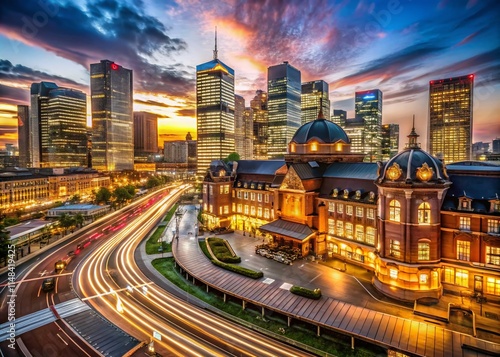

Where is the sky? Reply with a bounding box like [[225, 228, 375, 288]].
[[0, 0, 499, 151]]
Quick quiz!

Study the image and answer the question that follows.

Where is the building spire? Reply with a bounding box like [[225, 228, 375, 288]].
[[406, 114, 420, 149], [213, 26, 218, 60], [317, 97, 325, 119]]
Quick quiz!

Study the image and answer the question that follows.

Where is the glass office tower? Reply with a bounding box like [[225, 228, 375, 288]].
[[196, 55, 235, 175], [133, 111, 158, 162], [251, 90, 268, 160], [90, 60, 134, 171], [17, 105, 30, 168], [301, 80, 329, 125], [381, 123, 400, 161], [355, 89, 383, 162], [30, 82, 87, 168], [429, 74, 473, 163], [267, 62, 301, 159]]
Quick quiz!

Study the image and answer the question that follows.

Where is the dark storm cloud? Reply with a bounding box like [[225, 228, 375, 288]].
[[175, 108, 195, 117], [0, 83, 29, 105], [0, 0, 192, 96], [332, 42, 447, 89], [0, 59, 84, 89]]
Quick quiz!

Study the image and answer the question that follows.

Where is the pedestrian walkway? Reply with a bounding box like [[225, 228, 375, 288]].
[[169, 205, 500, 357]]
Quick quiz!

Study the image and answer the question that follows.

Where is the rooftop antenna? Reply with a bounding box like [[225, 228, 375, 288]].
[[213, 26, 218, 60]]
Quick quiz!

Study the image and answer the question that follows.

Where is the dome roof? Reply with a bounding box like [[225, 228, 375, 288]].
[[291, 118, 350, 144], [378, 126, 449, 184]]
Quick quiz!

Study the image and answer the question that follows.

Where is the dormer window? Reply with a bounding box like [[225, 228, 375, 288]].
[[343, 189, 349, 198], [218, 169, 226, 177], [490, 198, 500, 213], [369, 192, 375, 202], [355, 190, 362, 200], [332, 188, 339, 198], [458, 196, 472, 211], [290, 143, 296, 153], [310, 141, 318, 152], [243, 182, 248, 188]]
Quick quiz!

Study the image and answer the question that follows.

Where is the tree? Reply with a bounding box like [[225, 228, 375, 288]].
[[58, 213, 75, 235], [69, 194, 81, 204], [146, 176, 161, 189], [74, 213, 84, 228], [223, 152, 240, 163], [3, 217, 19, 227], [113, 187, 132, 207], [95, 187, 112, 204], [124, 184, 136, 197], [0, 223, 10, 265]]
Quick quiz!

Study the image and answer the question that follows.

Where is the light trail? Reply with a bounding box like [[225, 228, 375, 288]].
[[75, 185, 315, 357]]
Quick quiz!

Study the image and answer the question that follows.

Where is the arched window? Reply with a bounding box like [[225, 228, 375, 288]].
[[418, 202, 431, 224], [418, 239, 430, 260], [389, 200, 401, 222]]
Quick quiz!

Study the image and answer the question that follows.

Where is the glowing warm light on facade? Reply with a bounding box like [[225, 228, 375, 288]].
[[386, 162, 402, 181], [416, 162, 434, 181]]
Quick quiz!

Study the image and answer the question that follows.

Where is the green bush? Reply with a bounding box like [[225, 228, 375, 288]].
[[207, 237, 241, 263], [290, 286, 322, 300], [201, 240, 261, 278]]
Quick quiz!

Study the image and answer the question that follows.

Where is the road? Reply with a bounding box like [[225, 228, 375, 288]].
[[0, 188, 173, 356], [75, 186, 317, 357]]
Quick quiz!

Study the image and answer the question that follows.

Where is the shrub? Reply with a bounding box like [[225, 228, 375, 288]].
[[290, 286, 322, 300]]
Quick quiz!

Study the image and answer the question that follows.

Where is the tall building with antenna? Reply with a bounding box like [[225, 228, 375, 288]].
[[196, 28, 235, 175]]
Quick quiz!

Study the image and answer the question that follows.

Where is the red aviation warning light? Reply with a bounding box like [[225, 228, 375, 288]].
[[111, 63, 119, 70]]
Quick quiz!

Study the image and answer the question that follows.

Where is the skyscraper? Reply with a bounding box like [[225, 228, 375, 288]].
[[17, 105, 30, 168], [429, 74, 473, 163], [196, 34, 235, 175], [381, 123, 399, 161], [234, 95, 246, 157], [133, 111, 158, 162], [90, 60, 133, 171], [301, 80, 329, 125], [29, 82, 87, 168], [251, 90, 268, 160], [355, 89, 383, 162], [242, 107, 254, 160], [267, 61, 301, 159], [331, 109, 346, 126]]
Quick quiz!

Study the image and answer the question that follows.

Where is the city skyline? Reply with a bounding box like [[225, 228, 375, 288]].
[[0, 0, 499, 150]]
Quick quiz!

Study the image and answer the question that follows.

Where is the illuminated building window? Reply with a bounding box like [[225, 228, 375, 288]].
[[203, 203, 207, 211], [257, 193, 262, 202], [290, 143, 296, 153], [488, 220, 500, 234], [224, 185, 229, 194], [355, 225, 364, 242], [328, 219, 335, 235], [366, 227, 375, 245], [418, 202, 431, 224], [367, 208, 375, 219], [486, 246, 500, 266], [345, 223, 353, 239], [420, 274, 428, 284], [250, 206, 256, 216], [389, 239, 401, 258], [356, 207, 363, 217], [418, 241, 430, 260], [209, 186, 213, 195], [389, 200, 401, 222], [457, 240, 470, 261], [455, 269, 469, 287], [203, 185, 207, 194], [343, 189, 349, 198], [224, 206, 229, 214], [337, 204, 344, 214], [328, 202, 335, 212], [244, 205, 249, 215], [346, 205, 353, 216], [486, 277, 500, 295], [264, 208, 270, 219], [389, 269, 398, 279], [257, 207, 262, 217], [232, 191, 235, 198], [232, 203, 235, 212], [219, 186, 224, 194], [310, 141, 318, 152], [265, 194, 269, 203], [219, 206, 223, 215], [243, 192, 248, 200], [250, 192, 255, 201], [209, 204, 213, 213], [237, 204, 242, 213], [444, 267, 455, 283], [459, 217, 470, 230], [237, 191, 241, 198], [336, 221, 344, 237], [335, 143, 342, 151]]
